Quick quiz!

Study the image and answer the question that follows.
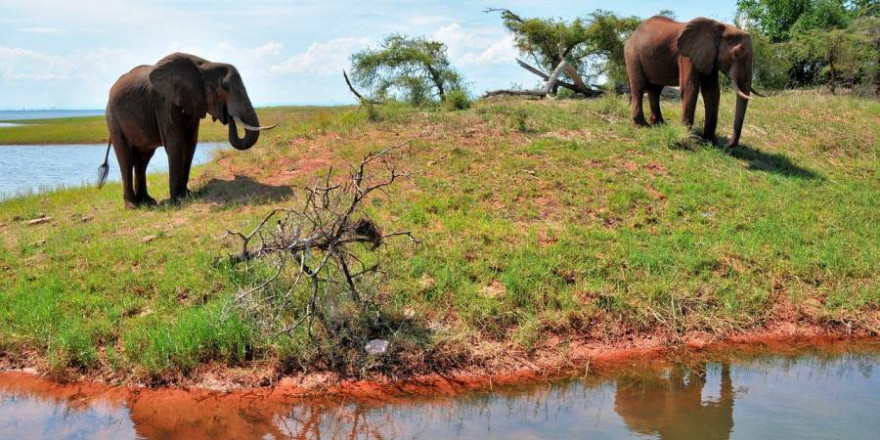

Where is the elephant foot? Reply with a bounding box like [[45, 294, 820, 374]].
[[125, 197, 157, 209], [633, 116, 649, 127], [651, 118, 666, 126], [167, 189, 194, 207], [139, 195, 158, 207]]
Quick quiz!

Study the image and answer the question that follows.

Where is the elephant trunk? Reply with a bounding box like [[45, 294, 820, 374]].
[[731, 96, 749, 148], [227, 100, 260, 151], [729, 67, 752, 148]]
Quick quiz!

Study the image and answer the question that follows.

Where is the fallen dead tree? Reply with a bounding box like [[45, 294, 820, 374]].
[[220, 144, 417, 371], [484, 58, 603, 98]]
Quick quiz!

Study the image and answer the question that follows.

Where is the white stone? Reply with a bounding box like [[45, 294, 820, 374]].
[[365, 339, 389, 355]]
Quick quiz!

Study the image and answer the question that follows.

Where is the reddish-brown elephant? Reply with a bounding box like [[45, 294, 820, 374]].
[[100, 52, 276, 208], [624, 16, 757, 147]]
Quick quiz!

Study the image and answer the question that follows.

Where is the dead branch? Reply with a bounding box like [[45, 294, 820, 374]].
[[485, 59, 603, 99], [541, 59, 567, 94], [221, 142, 416, 341], [483, 89, 553, 98], [343, 70, 380, 106], [515, 58, 551, 80]]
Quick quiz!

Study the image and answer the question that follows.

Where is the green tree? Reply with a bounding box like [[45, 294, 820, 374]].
[[736, 0, 814, 42], [850, 16, 880, 94], [583, 10, 642, 88], [790, 27, 863, 93], [488, 8, 640, 89], [349, 34, 464, 105], [489, 8, 593, 77], [750, 30, 794, 88]]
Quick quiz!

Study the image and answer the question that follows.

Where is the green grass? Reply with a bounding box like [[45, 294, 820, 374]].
[[1, 93, 879, 381]]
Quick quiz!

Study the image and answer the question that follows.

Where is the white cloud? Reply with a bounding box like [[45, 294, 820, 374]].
[[268, 37, 372, 77], [431, 23, 518, 66], [0, 47, 73, 80], [462, 35, 519, 65], [253, 41, 284, 58], [18, 27, 64, 34]]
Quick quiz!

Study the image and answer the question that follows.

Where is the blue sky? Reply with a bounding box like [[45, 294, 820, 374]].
[[0, 1, 738, 109]]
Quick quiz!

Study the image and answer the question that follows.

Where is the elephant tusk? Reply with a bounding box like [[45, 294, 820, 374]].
[[750, 87, 766, 98], [233, 116, 277, 132], [731, 81, 751, 100]]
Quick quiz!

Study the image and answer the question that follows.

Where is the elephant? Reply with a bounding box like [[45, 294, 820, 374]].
[[615, 362, 735, 439], [624, 16, 758, 148], [98, 52, 275, 208]]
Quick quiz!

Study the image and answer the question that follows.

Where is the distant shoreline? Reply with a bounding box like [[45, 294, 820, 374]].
[[0, 110, 105, 122]]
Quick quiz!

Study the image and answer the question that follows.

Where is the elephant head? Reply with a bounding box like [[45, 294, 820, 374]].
[[677, 18, 755, 147], [149, 52, 275, 150]]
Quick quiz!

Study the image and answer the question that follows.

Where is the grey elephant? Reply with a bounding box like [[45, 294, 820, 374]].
[[624, 17, 759, 147], [99, 52, 275, 208]]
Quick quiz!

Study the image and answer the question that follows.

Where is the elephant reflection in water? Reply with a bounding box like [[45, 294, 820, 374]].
[[614, 362, 734, 440]]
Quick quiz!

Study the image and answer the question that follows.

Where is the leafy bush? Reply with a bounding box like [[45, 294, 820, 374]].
[[443, 89, 471, 111]]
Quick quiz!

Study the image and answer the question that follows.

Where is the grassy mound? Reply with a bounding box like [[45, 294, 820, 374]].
[[1, 94, 879, 383]]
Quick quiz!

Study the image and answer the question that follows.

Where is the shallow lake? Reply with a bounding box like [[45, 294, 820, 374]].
[[0, 143, 226, 200], [1, 343, 879, 439]]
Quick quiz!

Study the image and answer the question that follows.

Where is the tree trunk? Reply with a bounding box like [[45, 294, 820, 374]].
[[542, 60, 570, 94], [829, 57, 836, 95], [426, 65, 445, 99], [875, 51, 880, 96]]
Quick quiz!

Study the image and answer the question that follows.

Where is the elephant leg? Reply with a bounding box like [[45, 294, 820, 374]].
[[680, 78, 701, 129], [700, 74, 720, 144], [630, 87, 648, 126], [181, 125, 199, 198], [627, 62, 648, 126], [647, 85, 665, 125], [167, 143, 189, 202], [132, 148, 157, 206], [110, 132, 137, 209]]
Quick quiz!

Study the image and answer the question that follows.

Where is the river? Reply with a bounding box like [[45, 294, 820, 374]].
[[1, 343, 878, 439], [0, 143, 226, 200]]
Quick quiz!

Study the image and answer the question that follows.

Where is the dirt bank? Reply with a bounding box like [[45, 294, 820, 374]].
[[2, 322, 877, 403]]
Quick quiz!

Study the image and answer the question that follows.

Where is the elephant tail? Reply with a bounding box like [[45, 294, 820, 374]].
[[96, 140, 111, 189]]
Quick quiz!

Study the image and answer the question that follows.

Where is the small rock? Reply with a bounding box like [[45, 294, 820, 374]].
[[403, 308, 416, 319], [141, 235, 158, 243], [26, 217, 52, 226], [80, 215, 93, 223], [365, 339, 389, 355]]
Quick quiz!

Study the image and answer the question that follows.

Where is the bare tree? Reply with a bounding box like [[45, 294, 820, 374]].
[[221, 143, 416, 349]]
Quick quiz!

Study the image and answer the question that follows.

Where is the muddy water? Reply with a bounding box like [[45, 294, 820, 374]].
[[1, 343, 879, 440], [0, 142, 226, 200]]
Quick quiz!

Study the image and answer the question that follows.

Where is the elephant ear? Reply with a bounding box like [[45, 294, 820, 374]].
[[677, 18, 724, 75], [149, 53, 207, 118]]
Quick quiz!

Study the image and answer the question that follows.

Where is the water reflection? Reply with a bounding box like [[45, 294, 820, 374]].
[[615, 363, 733, 439], [1, 345, 879, 440]]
